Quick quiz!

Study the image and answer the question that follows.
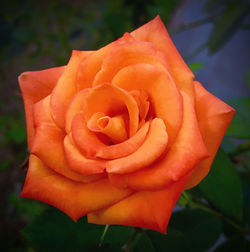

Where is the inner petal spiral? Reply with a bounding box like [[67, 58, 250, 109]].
[[87, 112, 128, 144]]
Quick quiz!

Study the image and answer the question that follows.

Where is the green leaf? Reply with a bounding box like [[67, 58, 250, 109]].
[[177, 193, 189, 207], [226, 98, 250, 139], [146, 209, 222, 252], [7, 126, 26, 143], [103, 225, 134, 250], [22, 207, 134, 252], [22, 208, 99, 252], [0, 160, 9, 171], [214, 235, 250, 252], [170, 209, 222, 252], [208, 2, 249, 54], [203, 0, 227, 14], [134, 232, 155, 252], [199, 149, 243, 220], [147, 0, 179, 24], [9, 192, 45, 220], [188, 62, 204, 74]]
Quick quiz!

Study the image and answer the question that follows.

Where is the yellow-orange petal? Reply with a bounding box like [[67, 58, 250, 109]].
[[109, 92, 209, 190], [96, 121, 150, 159], [18, 66, 65, 149], [32, 96, 103, 183], [32, 123, 104, 183], [71, 111, 107, 158], [185, 81, 235, 189], [20, 155, 133, 221], [50, 50, 92, 129], [83, 83, 139, 137], [106, 118, 168, 174], [65, 89, 91, 133], [92, 40, 169, 86], [76, 32, 135, 91], [33, 95, 53, 128], [131, 15, 194, 98], [112, 63, 182, 146], [88, 173, 189, 233], [64, 135, 106, 175]]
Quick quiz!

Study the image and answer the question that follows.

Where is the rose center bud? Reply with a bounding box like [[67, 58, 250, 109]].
[[87, 112, 128, 144]]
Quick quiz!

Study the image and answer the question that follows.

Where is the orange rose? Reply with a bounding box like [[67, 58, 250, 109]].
[[19, 16, 235, 233]]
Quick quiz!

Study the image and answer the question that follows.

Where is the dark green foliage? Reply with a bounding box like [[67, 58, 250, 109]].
[[22, 207, 136, 252], [199, 149, 243, 220], [135, 209, 222, 252], [207, 1, 250, 54], [214, 235, 250, 252], [226, 98, 250, 139]]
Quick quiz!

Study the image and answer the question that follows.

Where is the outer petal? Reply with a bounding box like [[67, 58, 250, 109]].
[[109, 92, 209, 190], [92, 40, 169, 86], [18, 66, 65, 148], [50, 50, 92, 129], [76, 33, 135, 91], [131, 15, 194, 98], [185, 82, 235, 189], [20, 155, 133, 221], [88, 173, 189, 233]]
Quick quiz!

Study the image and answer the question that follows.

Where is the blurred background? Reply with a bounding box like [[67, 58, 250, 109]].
[[0, 0, 249, 251]]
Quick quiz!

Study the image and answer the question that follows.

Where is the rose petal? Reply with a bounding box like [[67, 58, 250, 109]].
[[83, 83, 139, 137], [112, 63, 182, 146], [88, 173, 189, 233], [131, 15, 194, 98], [109, 92, 209, 190], [130, 90, 150, 122], [106, 118, 168, 174], [71, 111, 107, 158], [76, 32, 135, 91], [18, 66, 65, 148], [185, 81, 235, 189], [92, 40, 169, 86], [32, 96, 103, 183], [65, 89, 91, 133], [20, 155, 133, 221], [64, 135, 106, 175], [96, 121, 150, 159], [50, 50, 92, 129], [33, 95, 53, 128]]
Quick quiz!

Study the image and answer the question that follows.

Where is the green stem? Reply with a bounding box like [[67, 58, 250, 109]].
[[184, 41, 209, 61], [169, 15, 216, 35], [123, 228, 142, 252], [181, 191, 246, 235], [19, 156, 29, 170], [99, 225, 110, 247]]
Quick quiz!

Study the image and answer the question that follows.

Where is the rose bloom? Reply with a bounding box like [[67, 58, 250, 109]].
[[19, 16, 235, 233]]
